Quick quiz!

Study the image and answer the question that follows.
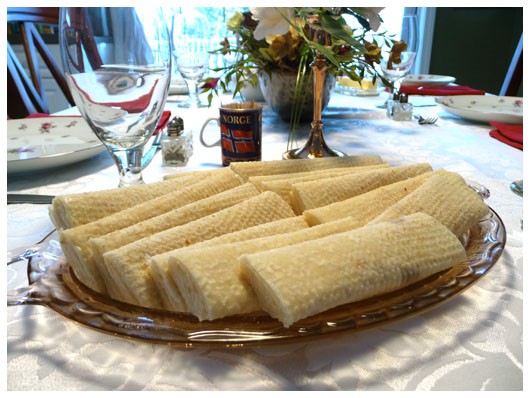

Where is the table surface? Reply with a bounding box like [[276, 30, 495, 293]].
[[6, 90, 523, 391]]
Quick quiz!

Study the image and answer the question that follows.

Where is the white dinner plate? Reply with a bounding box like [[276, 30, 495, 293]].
[[435, 95, 523, 124], [7, 116, 106, 175], [169, 76, 189, 95], [402, 74, 456, 87]]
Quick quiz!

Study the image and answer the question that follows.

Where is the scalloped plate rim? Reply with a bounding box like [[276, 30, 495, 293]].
[[7, 116, 105, 174]]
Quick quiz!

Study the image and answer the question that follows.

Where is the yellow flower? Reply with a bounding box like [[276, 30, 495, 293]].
[[266, 29, 303, 63], [387, 40, 408, 68], [363, 41, 381, 66], [219, 37, 231, 55], [227, 12, 244, 32]]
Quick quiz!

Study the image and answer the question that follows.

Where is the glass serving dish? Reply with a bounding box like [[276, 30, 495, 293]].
[[335, 84, 385, 97], [7, 206, 505, 348]]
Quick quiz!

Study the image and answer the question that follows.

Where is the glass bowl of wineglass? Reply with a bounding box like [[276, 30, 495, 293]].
[[171, 9, 211, 108], [379, 14, 419, 100], [59, 7, 171, 187]]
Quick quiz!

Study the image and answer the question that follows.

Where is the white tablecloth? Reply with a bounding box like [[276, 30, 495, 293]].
[[6, 91, 523, 391]]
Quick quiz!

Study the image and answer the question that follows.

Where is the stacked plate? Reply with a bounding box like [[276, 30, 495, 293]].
[[435, 95, 523, 124], [402, 74, 456, 87], [7, 116, 105, 175]]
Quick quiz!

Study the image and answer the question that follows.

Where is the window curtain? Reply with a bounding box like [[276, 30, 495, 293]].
[[109, 7, 153, 65]]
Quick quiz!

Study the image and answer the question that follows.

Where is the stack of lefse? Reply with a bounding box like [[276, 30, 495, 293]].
[[49, 156, 490, 328]]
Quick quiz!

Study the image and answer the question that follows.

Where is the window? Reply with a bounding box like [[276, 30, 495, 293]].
[[160, 7, 427, 74]]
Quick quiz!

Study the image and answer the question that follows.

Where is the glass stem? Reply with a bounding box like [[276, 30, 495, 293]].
[[394, 79, 403, 94], [111, 148, 145, 187], [186, 79, 200, 107]]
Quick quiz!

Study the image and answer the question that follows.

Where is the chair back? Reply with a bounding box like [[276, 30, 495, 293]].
[[7, 7, 74, 118], [500, 33, 523, 97]]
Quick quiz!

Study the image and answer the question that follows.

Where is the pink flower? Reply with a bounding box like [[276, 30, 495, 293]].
[[200, 78, 219, 90], [39, 122, 56, 133]]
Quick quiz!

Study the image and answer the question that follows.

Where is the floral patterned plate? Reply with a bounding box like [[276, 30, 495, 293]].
[[435, 95, 523, 124], [7, 116, 105, 174], [402, 74, 456, 87]]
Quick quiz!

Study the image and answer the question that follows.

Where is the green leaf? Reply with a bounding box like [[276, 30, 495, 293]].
[[320, 14, 363, 50], [234, 80, 245, 96]]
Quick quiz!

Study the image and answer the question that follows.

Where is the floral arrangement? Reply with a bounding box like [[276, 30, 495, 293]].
[[201, 7, 407, 131], [201, 7, 407, 126]]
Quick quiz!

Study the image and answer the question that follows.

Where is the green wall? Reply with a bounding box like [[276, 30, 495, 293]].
[[429, 7, 522, 95]]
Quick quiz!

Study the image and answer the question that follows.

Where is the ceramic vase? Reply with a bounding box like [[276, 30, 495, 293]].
[[258, 70, 335, 123]]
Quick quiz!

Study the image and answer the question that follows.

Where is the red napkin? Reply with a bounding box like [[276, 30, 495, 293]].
[[67, 74, 160, 113], [489, 121, 523, 150], [100, 81, 158, 113], [400, 85, 486, 96], [154, 110, 171, 135]]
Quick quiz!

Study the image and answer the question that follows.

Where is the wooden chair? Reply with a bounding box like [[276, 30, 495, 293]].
[[7, 7, 75, 118], [499, 33, 523, 97]]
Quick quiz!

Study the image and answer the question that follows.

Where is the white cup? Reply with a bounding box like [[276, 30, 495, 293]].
[[199, 117, 221, 147]]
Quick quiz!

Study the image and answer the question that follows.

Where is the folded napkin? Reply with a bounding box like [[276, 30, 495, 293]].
[[154, 110, 171, 135], [489, 121, 523, 150], [400, 85, 486, 96], [24, 110, 171, 135]]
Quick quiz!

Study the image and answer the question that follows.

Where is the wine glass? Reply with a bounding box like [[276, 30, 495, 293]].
[[380, 14, 419, 99], [59, 7, 171, 187], [171, 9, 210, 108]]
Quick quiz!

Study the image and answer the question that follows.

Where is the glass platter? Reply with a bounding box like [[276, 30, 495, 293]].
[[8, 208, 505, 348]]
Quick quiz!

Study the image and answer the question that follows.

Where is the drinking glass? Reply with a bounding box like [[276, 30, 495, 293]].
[[171, 9, 210, 108], [380, 14, 419, 98], [59, 7, 171, 187]]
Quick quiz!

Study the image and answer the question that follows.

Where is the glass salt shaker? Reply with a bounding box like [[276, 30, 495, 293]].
[[392, 93, 413, 121], [386, 92, 400, 118], [161, 116, 193, 166]]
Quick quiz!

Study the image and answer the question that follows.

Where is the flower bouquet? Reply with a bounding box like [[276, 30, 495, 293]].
[[201, 7, 408, 156]]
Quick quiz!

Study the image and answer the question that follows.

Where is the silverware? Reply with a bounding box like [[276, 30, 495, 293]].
[[7, 194, 55, 204], [414, 114, 438, 125], [510, 180, 523, 197]]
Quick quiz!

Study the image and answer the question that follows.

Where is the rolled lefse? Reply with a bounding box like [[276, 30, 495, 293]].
[[248, 164, 388, 191], [290, 163, 433, 214], [102, 191, 296, 309], [303, 171, 435, 226], [58, 168, 242, 293], [240, 212, 467, 328], [89, 183, 259, 297], [229, 155, 384, 181], [49, 169, 222, 229], [150, 216, 309, 312], [369, 169, 490, 238], [163, 168, 229, 180], [166, 216, 368, 320], [257, 164, 389, 211]]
